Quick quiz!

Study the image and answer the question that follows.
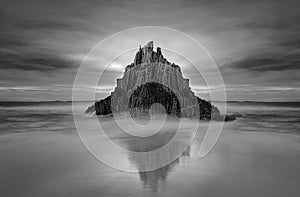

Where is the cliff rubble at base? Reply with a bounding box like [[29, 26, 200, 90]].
[[86, 41, 234, 121]]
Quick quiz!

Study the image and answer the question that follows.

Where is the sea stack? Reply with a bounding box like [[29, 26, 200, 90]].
[[86, 41, 225, 120]]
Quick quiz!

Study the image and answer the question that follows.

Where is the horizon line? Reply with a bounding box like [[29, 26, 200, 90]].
[[0, 100, 299, 103]]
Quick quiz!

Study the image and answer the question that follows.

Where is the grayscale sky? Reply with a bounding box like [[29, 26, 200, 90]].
[[0, 0, 299, 101]]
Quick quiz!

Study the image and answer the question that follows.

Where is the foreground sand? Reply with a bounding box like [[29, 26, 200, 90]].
[[0, 121, 299, 197]]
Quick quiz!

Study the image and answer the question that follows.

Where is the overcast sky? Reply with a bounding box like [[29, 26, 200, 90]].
[[0, 0, 299, 101]]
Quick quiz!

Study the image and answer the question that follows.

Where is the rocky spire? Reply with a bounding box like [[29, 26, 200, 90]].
[[85, 41, 236, 121], [134, 41, 164, 66]]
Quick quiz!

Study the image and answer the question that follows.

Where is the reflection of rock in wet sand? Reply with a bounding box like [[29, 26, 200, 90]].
[[98, 117, 197, 190], [128, 142, 191, 191], [98, 117, 180, 151], [139, 158, 179, 191]]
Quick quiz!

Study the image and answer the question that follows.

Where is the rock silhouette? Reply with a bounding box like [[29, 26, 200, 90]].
[[86, 41, 231, 121]]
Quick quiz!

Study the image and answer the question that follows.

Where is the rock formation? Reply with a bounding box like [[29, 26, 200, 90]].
[[86, 41, 232, 121]]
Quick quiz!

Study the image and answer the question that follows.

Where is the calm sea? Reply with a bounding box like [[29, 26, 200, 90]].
[[0, 101, 299, 135]]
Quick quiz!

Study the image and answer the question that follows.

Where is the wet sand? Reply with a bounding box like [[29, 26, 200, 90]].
[[0, 120, 299, 197]]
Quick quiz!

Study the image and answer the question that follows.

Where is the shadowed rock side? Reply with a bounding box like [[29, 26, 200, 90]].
[[86, 41, 234, 121], [129, 82, 181, 118]]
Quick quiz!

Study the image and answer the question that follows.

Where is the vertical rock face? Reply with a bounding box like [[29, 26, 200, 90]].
[[86, 41, 221, 120]]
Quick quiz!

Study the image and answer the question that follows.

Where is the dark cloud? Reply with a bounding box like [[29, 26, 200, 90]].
[[0, 0, 97, 72], [0, 38, 28, 50], [225, 53, 300, 72], [0, 20, 83, 72], [0, 0, 299, 101], [224, 3, 300, 73], [276, 34, 300, 50], [0, 53, 76, 72]]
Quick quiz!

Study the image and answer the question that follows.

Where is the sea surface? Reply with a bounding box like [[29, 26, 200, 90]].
[[217, 101, 300, 134], [1, 101, 299, 135], [0, 101, 299, 196]]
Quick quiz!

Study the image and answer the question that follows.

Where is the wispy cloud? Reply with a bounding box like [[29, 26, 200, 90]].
[[224, 53, 300, 72], [0, 53, 77, 71], [0, 0, 299, 101]]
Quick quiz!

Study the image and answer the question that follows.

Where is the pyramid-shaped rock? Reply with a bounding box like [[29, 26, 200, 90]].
[[86, 41, 222, 120]]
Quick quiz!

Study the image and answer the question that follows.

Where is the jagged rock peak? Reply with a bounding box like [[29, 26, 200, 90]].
[[133, 41, 161, 65], [143, 41, 154, 51], [85, 41, 237, 121], [127, 41, 181, 73]]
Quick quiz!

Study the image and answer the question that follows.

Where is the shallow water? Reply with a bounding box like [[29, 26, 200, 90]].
[[216, 101, 300, 134], [0, 102, 299, 196]]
